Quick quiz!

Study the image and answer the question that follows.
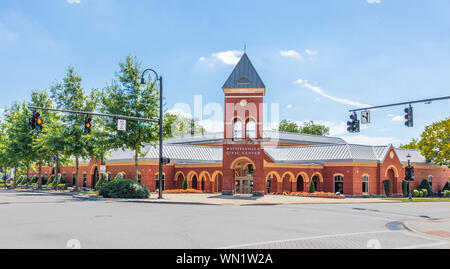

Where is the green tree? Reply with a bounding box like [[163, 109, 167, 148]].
[[2, 102, 37, 187], [417, 118, 449, 166], [401, 118, 449, 166], [100, 56, 159, 182], [51, 67, 97, 192], [278, 120, 330, 136], [400, 138, 419, 150], [308, 180, 315, 193], [164, 113, 207, 138], [182, 177, 188, 190], [300, 121, 330, 136], [278, 120, 301, 133]]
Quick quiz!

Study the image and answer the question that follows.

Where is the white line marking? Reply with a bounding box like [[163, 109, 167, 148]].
[[219, 230, 393, 249]]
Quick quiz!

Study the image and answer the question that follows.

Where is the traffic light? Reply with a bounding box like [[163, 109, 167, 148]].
[[404, 105, 413, 127], [29, 111, 43, 131], [35, 112, 43, 132], [28, 114, 36, 130], [405, 166, 415, 181], [161, 157, 171, 165], [84, 117, 92, 134], [347, 113, 360, 133]]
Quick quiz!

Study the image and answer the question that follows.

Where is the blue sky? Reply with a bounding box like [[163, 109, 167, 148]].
[[0, 0, 449, 146]]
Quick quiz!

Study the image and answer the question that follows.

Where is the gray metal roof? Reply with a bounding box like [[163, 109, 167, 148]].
[[264, 144, 429, 165], [165, 131, 346, 146], [222, 53, 265, 89], [107, 144, 222, 164], [100, 143, 429, 166]]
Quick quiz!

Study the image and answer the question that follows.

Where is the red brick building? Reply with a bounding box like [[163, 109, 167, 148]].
[[36, 53, 449, 196]]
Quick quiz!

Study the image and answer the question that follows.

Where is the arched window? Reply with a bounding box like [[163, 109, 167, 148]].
[[246, 119, 256, 139], [72, 173, 76, 186], [428, 176, 433, 187], [82, 174, 87, 188], [138, 173, 142, 184], [233, 119, 242, 140], [334, 175, 344, 194], [362, 175, 369, 194]]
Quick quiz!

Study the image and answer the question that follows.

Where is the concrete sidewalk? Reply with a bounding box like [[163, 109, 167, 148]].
[[404, 218, 450, 241], [98, 193, 402, 206]]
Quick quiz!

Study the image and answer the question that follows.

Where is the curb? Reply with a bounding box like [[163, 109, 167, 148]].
[[403, 219, 450, 242]]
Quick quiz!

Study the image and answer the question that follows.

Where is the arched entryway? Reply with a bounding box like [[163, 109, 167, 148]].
[[281, 172, 295, 193], [296, 175, 304, 192], [91, 166, 99, 188], [312, 175, 319, 192], [231, 157, 255, 194], [212, 171, 223, 193], [386, 166, 399, 195], [175, 172, 185, 189], [192, 175, 198, 190], [266, 171, 281, 194]]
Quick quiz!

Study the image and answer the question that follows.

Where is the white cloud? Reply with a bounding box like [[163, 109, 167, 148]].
[[293, 78, 304, 84], [199, 50, 243, 66], [287, 104, 293, 109], [367, 0, 381, 4], [340, 135, 399, 146], [67, 0, 81, 3], [294, 78, 372, 108], [167, 108, 192, 118], [305, 49, 318, 55], [388, 114, 403, 122], [280, 50, 301, 59]]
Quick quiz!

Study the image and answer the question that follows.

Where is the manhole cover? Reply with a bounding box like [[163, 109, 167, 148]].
[[386, 221, 405, 231]]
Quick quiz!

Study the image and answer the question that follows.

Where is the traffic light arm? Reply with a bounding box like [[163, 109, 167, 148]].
[[348, 96, 450, 113], [27, 106, 159, 124]]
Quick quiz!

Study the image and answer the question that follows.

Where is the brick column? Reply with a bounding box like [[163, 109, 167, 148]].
[[222, 169, 234, 195]]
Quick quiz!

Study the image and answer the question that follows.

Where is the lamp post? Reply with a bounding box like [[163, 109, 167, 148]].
[[140, 68, 164, 199], [406, 153, 412, 201]]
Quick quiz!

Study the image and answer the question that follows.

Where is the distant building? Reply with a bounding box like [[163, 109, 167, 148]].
[[35, 54, 449, 196]]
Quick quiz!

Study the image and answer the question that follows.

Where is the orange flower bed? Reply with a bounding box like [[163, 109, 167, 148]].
[[163, 189, 204, 194], [280, 191, 345, 199]]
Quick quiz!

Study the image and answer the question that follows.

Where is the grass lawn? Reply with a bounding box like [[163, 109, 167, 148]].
[[384, 198, 450, 202]]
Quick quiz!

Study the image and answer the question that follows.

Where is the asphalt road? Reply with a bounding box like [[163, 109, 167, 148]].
[[0, 190, 449, 249]]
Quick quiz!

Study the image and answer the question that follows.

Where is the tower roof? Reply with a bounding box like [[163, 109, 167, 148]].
[[222, 53, 265, 89]]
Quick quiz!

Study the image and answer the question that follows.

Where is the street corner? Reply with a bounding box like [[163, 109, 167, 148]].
[[404, 218, 450, 242]]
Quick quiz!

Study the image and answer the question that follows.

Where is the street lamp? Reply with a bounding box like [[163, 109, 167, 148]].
[[406, 153, 412, 201], [140, 68, 164, 199]]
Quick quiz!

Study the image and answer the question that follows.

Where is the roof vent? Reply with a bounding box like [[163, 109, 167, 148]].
[[237, 76, 251, 85]]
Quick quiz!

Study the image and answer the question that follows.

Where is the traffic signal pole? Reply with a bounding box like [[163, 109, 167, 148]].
[[348, 96, 450, 113]]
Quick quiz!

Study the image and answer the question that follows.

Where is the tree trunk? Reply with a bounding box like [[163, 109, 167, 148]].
[[38, 161, 42, 190], [135, 149, 139, 182], [13, 166, 16, 188], [26, 162, 30, 188], [73, 157, 79, 192]]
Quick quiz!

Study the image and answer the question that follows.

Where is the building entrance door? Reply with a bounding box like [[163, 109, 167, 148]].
[[235, 176, 253, 194]]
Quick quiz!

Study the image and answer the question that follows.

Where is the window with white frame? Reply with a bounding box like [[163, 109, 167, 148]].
[[362, 176, 369, 194]]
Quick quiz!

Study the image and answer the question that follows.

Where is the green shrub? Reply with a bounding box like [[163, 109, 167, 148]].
[[182, 177, 188, 190], [95, 173, 110, 189], [99, 179, 150, 199], [412, 189, 420, 197], [30, 176, 38, 184], [114, 173, 125, 180], [48, 175, 57, 186], [308, 180, 315, 193], [421, 188, 428, 197], [383, 180, 391, 197], [57, 184, 67, 190], [418, 179, 433, 197]]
